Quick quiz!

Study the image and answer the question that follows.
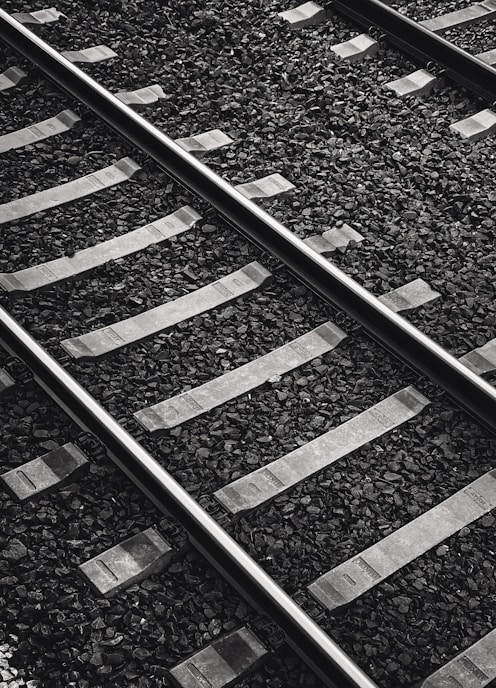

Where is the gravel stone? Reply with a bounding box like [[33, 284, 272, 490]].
[[2, 538, 28, 562], [2, 0, 496, 685]]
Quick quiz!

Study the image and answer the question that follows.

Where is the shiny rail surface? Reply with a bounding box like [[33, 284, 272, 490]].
[[1, 9, 496, 435], [2, 7, 496, 686], [0, 305, 378, 688]]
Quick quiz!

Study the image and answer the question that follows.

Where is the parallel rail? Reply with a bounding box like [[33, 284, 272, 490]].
[[332, 0, 496, 102], [1, 8, 496, 432], [0, 307, 377, 688], [1, 5, 496, 686], [0, 11, 381, 688]]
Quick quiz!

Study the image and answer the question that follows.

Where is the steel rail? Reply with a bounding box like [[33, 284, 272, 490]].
[[2, 10, 496, 433], [332, 0, 496, 102], [1, 8, 495, 687], [0, 306, 378, 688]]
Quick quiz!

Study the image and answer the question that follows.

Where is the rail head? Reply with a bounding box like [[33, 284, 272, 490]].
[[0, 305, 379, 688], [331, 0, 496, 102], [1, 7, 495, 686], [1, 9, 496, 436]]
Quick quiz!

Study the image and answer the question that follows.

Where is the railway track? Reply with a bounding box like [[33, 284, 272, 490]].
[[2, 2, 496, 687]]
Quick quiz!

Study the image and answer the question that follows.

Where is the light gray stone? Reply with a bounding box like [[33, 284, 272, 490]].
[[0, 157, 140, 225], [134, 322, 347, 432], [214, 386, 429, 514], [0, 206, 201, 293], [0, 110, 80, 153], [61, 262, 272, 359], [3, 538, 27, 562]]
